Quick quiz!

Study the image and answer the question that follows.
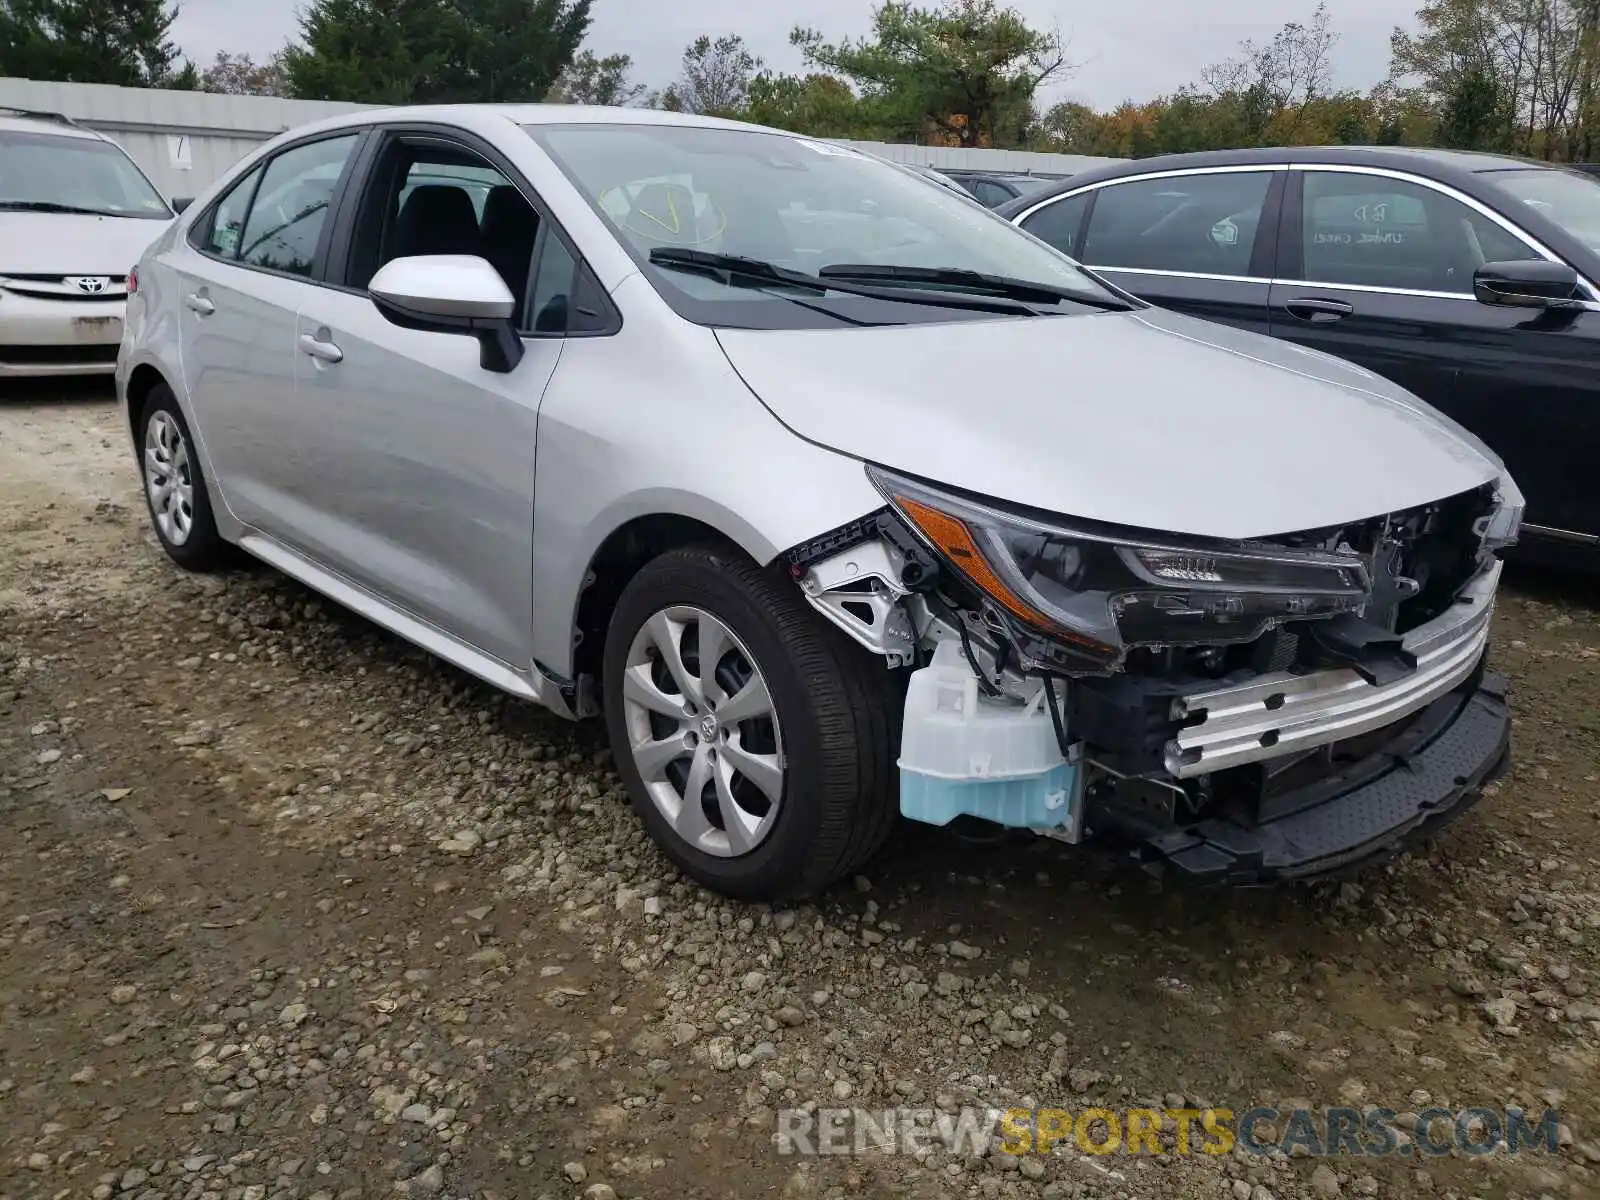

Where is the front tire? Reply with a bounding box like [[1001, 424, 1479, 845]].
[[137, 384, 228, 571], [603, 544, 901, 901]]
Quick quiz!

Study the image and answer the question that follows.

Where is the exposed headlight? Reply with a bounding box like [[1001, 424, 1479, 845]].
[[868, 466, 1371, 670]]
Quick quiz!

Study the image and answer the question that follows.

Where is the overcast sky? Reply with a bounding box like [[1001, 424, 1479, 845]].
[[171, 0, 1411, 111]]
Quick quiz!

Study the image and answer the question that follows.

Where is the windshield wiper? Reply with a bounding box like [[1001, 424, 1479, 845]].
[[648, 248, 1040, 316], [817, 263, 1135, 311], [0, 199, 133, 217]]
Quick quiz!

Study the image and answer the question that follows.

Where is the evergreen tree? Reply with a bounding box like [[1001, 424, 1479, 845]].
[[441, 0, 592, 102], [1436, 64, 1512, 151], [283, 0, 590, 104], [794, 0, 1067, 148], [283, 0, 466, 104], [0, 0, 192, 87]]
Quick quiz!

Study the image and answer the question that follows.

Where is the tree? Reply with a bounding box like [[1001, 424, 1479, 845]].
[[1436, 61, 1514, 147], [657, 34, 763, 117], [793, 0, 1068, 148], [1185, 2, 1342, 144], [439, 0, 593, 102], [545, 49, 645, 105], [284, 0, 467, 102], [1389, 0, 1591, 157], [0, 0, 194, 87], [745, 72, 878, 137], [1202, 1, 1339, 115], [1032, 100, 1103, 152], [284, 0, 590, 104], [200, 51, 289, 97]]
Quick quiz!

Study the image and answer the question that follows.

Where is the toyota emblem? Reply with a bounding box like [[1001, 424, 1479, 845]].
[[68, 276, 110, 295]]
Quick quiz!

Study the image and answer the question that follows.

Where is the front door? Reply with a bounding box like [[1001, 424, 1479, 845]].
[[175, 133, 362, 535], [285, 134, 568, 666], [1269, 167, 1600, 538]]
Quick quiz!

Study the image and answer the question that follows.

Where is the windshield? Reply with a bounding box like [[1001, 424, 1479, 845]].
[[1485, 167, 1600, 254], [0, 130, 170, 218], [523, 122, 1123, 328]]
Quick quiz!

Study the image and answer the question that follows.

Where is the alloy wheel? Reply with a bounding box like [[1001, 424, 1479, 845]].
[[620, 605, 785, 858], [144, 411, 195, 547]]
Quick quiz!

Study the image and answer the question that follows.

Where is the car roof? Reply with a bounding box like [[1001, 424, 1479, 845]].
[[943, 169, 1053, 180], [996, 144, 1572, 215], [292, 103, 809, 140], [0, 110, 107, 142]]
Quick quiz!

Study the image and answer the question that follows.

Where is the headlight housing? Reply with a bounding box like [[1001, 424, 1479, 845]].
[[869, 466, 1372, 671]]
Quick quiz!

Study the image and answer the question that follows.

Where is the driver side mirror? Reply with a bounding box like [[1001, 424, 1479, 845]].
[[1473, 259, 1580, 309], [369, 254, 524, 373], [171, 196, 194, 214]]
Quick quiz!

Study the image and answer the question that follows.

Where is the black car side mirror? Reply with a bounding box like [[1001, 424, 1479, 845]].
[[1473, 259, 1580, 309], [171, 197, 194, 214]]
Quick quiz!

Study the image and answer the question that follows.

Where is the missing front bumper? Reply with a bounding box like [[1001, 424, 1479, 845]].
[[1166, 560, 1501, 778], [1111, 670, 1510, 884]]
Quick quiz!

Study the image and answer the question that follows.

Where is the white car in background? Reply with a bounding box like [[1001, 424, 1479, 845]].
[[1, 107, 176, 378]]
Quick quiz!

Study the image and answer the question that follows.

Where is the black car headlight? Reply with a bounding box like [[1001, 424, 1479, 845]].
[[869, 466, 1371, 670]]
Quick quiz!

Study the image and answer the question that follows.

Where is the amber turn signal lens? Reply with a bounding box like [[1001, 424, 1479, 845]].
[[894, 495, 1118, 658], [897, 497, 1053, 629]]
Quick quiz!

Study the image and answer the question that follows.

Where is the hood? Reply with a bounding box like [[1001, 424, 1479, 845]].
[[714, 307, 1503, 541], [0, 211, 171, 276]]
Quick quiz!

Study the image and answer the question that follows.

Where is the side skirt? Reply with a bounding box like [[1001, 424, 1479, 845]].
[[236, 532, 574, 720]]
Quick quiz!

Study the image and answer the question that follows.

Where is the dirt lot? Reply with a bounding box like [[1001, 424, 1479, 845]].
[[2, 387, 1599, 1200]]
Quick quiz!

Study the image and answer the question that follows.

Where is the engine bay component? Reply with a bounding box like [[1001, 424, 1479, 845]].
[[797, 536, 918, 666], [1164, 560, 1498, 777], [897, 638, 1085, 841]]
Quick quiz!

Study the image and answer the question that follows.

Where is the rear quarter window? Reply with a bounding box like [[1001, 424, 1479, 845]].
[[1080, 171, 1274, 275]]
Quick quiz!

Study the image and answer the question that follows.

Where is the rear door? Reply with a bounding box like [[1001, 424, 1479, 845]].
[[174, 132, 363, 532], [1017, 166, 1285, 335], [1268, 165, 1600, 538]]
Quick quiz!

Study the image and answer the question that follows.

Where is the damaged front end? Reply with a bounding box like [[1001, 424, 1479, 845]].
[[788, 467, 1522, 884]]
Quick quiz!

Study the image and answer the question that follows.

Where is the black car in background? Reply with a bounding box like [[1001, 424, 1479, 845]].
[[999, 146, 1600, 565], [941, 169, 1064, 207]]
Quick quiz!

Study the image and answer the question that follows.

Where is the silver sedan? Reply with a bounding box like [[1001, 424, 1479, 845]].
[[118, 105, 1523, 900]]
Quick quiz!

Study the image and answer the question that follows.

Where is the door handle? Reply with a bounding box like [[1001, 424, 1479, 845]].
[[298, 332, 343, 364], [1284, 297, 1354, 324], [184, 292, 214, 316]]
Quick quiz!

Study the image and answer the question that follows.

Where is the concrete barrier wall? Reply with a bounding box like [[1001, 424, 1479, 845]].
[[2, 76, 1120, 199], [1, 78, 373, 198]]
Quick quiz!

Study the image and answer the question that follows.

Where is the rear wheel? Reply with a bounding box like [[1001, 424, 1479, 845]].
[[603, 544, 901, 901], [138, 385, 228, 571]]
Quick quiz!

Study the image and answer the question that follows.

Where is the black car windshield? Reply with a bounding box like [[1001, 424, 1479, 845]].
[[523, 122, 1124, 328], [1485, 167, 1600, 254], [0, 130, 171, 218]]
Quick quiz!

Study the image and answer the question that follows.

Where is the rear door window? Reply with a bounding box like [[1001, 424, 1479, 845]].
[[194, 164, 263, 259], [1081, 171, 1275, 275]]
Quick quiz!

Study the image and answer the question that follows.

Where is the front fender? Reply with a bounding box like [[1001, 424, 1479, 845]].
[[528, 285, 887, 678]]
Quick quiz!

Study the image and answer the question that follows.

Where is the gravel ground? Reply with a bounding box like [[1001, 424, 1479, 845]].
[[2, 386, 1599, 1200]]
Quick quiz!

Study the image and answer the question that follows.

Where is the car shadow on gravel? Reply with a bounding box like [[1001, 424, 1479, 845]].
[[0, 377, 117, 406]]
